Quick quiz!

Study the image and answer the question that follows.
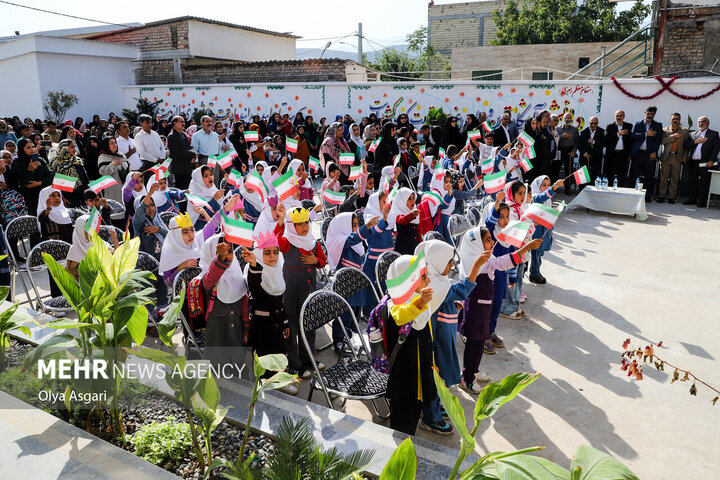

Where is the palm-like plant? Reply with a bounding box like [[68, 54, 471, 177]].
[[0, 284, 30, 373]]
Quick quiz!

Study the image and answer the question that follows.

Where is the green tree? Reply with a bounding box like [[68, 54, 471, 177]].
[[43, 90, 79, 123], [406, 26, 450, 78], [491, 0, 650, 45], [369, 49, 421, 81]]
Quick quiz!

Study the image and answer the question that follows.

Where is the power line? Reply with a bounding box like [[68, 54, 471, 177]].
[[0, 0, 137, 29], [296, 33, 356, 42]]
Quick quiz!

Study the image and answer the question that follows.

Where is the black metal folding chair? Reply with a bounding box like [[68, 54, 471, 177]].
[[26, 240, 72, 315], [172, 267, 204, 359], [374, 250, 400, 295], [4, 215, 40, 305], [159, 211, 175, 228]]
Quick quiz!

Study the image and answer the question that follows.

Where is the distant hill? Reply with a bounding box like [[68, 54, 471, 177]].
[[296, 44, 408, 62]]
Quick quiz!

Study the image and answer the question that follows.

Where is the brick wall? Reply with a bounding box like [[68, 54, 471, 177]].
[[91, 20, 189, 52], [132, 59, 175, 85], [428, 0, 507, 53], [656, 2, 720, 76], [181, 59, 350, 84]]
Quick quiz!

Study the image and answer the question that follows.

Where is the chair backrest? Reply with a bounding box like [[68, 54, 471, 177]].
[[68, 208, 85, 223], [468, 206, 481, 226], [5, 215, 40, 240], [320, 216, 332, 242], [300, 199, 316, 211], [98, 225, 124, 244], [173, 267, 202, 297], [27, 240, 71, 270], [332, 267, 378, 303], [299, 289, 352, 333], [354, 209, 364, 227], [375, 250, 400, 293], [448, 214, 472, 244], [407, 165, 418, 180], [423, 230, 444, 242], [159, 211, 175, 227], [233, 247, 247, 271], [136, 251, 159, 273], [105, 199, 126, 216], [219, 178, 227, 190]]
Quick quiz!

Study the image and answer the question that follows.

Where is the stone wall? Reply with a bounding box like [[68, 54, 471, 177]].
[[181, 59, 351, 84], [91, 20, 189, 52], [428, 0, 506, 54]]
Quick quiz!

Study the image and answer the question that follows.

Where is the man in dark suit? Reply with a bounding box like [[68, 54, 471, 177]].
[[493, 112, 518, 147], [604, 110, 633, 187], [683, 116, 720, 207], [167, 115, 198, 189], [629, 106, 663, 201], [579, 116, 605, 189]]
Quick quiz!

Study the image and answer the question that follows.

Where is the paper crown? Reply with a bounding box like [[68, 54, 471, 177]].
[[288, 207, 309, 223], [174, 213, 192, 229], [255, 230, 278, 249]]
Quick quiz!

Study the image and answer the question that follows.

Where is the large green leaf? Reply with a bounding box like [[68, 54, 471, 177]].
[[258, 371, 298, 395], [112, 236, 139, 285], [195, 371, 221, 410], [158, 286, 184, 348], [130, 345, 184, 370], [0, 286, 9, 304], [474, 373, 540, 426], [493, 455, 570, 480], [45, 318, 98, 330], [380, 438, 417, 480], [191, 392, 229, 432], [90, 232, 115, 287], [42, 253, 82, 309], [257, 353, 288, 373], [23, 334, 79, 367], [78, 247, 101, 300], [433, 368, 475, 455], [570, 446, 638, 480], [124, 305, 148, 346]]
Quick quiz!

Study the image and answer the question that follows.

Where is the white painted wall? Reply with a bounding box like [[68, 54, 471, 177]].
[[0, 51, 43, 118], [187, 20, 295, 62]]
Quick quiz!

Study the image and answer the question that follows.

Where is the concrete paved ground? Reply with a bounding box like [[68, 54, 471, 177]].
[[307, 196, 720, 479]]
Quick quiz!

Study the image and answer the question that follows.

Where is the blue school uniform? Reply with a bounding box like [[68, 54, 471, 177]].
[[194, 199, 222, 231], [242, 200, 261, 225], [361, 219, 394, 286], [529, 187, 556, 277], [421, 165, 432, 191], [431, 278, 476, 387], [434, 192, 454, 244], [485, 206, 517, 334], [156, 190, 185, 214]]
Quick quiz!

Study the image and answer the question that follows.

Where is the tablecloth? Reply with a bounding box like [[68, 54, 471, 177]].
[[568, 186, 648, 221]]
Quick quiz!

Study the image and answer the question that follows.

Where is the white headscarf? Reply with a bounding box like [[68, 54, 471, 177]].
[[67, 215, 92, 263], [363, 191, 383, 221], [188, 166, 222, 224], [378, 165, 394, 193], [459, 227, 493, 279], [387, 254, 430, 331], [146, 174, 168, 208], [37, 186, 71, 225], [387, 187, 417, 229], [158, 216, 203, 273], [241, 162, 269, 212], [415, 240, 454, 315], [123, 171, 147, 199], [531, 175, 551, 206], [254, 161, 272, 187], [253, 203, 277, 236], [288, 159, 305, 183], [283, 207, 316, 251], [430, 168, 455, 215], [246, 244, 285, 296], [199, 233, 247, 303], [417, 155, 434, 189], [326, 212, 364, 271]]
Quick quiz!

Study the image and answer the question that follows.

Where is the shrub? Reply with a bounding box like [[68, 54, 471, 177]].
[[192, 108, 215, 126], [43, 91, 79, 124], [425, 107, 447, 127], [128, 417, 193, 466]]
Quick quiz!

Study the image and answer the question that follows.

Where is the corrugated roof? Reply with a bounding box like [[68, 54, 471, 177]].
[[0, 23, 143, 43]]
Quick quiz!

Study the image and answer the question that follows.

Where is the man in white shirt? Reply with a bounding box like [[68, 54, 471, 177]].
[[683, 116, 720, 207], [134, 114, 166, 170], [191, 116, 221, 163], [604, 110, 633, 187], [115, 121, 142, 170]]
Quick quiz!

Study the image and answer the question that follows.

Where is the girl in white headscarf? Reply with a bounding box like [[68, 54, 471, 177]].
[[359, 191, 393, 287], [526, 175, 563, 285], [146, 173, 185, 214], [188, 166, 224, 228], [288, 159, 313, 201], [388, 187, 419, 255], [239, 161, 270, 224], [429, 169, 454, 244], [199, 233, 250, 376], [65, 214, 118, 280], [37, 186, 72, 241], [417, 155, 436, 191], [122, 171, 147, 224]]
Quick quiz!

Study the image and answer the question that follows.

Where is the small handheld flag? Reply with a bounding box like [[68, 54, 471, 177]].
[[226, 169, 243, 187], [481, 157, 495, 175], [221, 211, 255, 247], [285, 137, 298, 153], [88, 175, 118, 194], [271, 170, 297, 202], [524, 145, 536, 159], [523, 203, 561, 229], [419, 145, 426, 156], [185, 193, 211, 209], [572, 166, 591, 185], [308, 156, 320, 173], [439, 147, 446, 159], [423, 190, 444, 208], [517, 131, 535, 149], [339, 153, 355, 165], [348, 164, 363, 181], [322, 189, 345, 205], [481, 121, 493, 133], [518, 157, 533, 173], [483, 169, 507, 194], [496, 220, 532, 248], [244, 131, 260, 142], [385, 184, 399, 207], [52, 173, 78, 192], [386, 250, 427, 305], [369, 137, 381, 153], [245, 171, 269, 201], [84, 207, 101, 234], [467, 129, 482, 140]]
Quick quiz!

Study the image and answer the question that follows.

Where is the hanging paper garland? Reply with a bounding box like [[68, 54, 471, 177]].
[[612, 76, 720, 101]]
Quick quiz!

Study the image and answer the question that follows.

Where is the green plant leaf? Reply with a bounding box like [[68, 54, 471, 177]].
[[433, 368, 474, 455], [0, 286, 9, 304], [78, 247, 101, 300], [42, 253, 82, 309], [158, 286, 184, 348], [474, 373, 541, 425], [253, 352, 265, 379], [570, 445, 638, 480], [493, 454, 570, 480], [112, 236, 139, 285], [23, 334, 79, 368], [257, 353, 288, 373], [195, 371, 220, 410], [125, 306, 148, 346], [258, 371, 298, 395], [379, 438, 417, 480], [90, 232, 115, 287], [45, 318, 97, 329], [63, 384, 73, 413]]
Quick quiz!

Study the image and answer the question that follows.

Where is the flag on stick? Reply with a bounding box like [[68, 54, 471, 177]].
[[481, 157, 495, 175], [518, 157, 533, 173], [52, 173, 78, 192], [84, 207, 102, 234], [481, 121, 493, 132], [523, 203, 561, 229], [339, 153, 355, 165], [308, 156, 320, 173], [483, 169, 507, 194], [271, 170, 297, 202], [369, 137, 381, 153], [524, 145, 536, 159], [348, 164, 363, 181], [221, 211, 255, 247], [322, 189, 345, 205], [186, 194, 212, 209], [467, 129, 482, 140], [244, 170, 269, 201], [572, 165, 591, 185], [423, 191, 444, 208], [517, 131, 535, 148], [385, 184, 399, 207], [496, 220, 532, 248], [244, 131, 259, 142], [419, 145, 426, 156], [439, 147, 446, 158], [226, 169, 243, 187], [88, 175, 118, 194], [285, 137, 298, 153], [386, 250, 427, 305]]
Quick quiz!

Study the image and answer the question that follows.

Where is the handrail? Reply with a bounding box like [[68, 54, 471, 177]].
[[569, 24, 653, 79]]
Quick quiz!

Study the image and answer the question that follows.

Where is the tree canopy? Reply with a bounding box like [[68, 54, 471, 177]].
[[368, 26, 449, 81], [491, 0, 651, 45]]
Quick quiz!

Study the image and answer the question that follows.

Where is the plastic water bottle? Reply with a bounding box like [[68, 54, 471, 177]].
[[635, 178, 640, 190], [602, 177, 608, 190], [595, 177, 601, 189], [613, 177, 618, 190]]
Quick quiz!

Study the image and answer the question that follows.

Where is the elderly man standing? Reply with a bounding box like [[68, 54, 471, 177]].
[[629, 106, 663, 202], [115, 120, 142, 171], [191, 115, 222, 185], [555, 112, 580, 194], [167, 116, 197, 189], [657, 113, 689, 203], [134, 114, 166, 170], [683, 116, 720, 208], [579, 116, 605, 187], [494, 112, 518, 147], [604, 110, 633, 187]]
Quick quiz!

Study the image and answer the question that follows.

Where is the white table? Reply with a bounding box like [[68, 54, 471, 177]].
[[708, 170, 720, 207], [568, 186, 648, 221]]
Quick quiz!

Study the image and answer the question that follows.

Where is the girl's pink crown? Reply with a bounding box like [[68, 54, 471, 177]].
[[255, 230, 278, 249]]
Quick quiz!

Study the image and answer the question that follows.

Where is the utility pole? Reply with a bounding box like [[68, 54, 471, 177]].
[[357, 22, 363, 64]]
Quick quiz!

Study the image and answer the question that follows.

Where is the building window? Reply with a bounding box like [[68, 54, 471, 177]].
[[532, 72, 554, 80], [579, 57, 590, 68], [472, 70, 502, 81]]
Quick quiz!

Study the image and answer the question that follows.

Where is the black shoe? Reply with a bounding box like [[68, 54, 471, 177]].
[[656, 198, 665, 203], [668, 199, 676, 204], [683, 199, 696, 205], [419, 419, 454, 435], [529, 275, 546, 284]]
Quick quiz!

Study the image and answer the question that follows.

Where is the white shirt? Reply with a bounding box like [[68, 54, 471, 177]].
[[639, 122, 650, 151], [693, 129, 706, 161], [589, 128, 596, 141], [134, 129, 166, 164], [615, 122, 624, 150], [116, 135, 142, 170]]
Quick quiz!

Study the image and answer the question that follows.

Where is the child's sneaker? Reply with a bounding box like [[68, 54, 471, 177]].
[[483, 339, 496, 354], [475, 371, 491, 383], [460, 381, 485, 394], [502, 310, 526, 320], [490, 332, 504, 348], [520, 293, 527, 303], [439, 404, 449, 419], [419, 419, 454, 435]]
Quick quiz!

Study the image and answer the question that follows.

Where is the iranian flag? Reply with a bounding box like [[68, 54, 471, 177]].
[[244, 131, 260, 142], [393, 154, 400, 168], [385, 185, 399, 206], [523, 203, 561, 229], [209, 151, 234, 170], [323, 189, 345, 205], [467, 129, 482, 140], [481, 121, 493, 132], [88, 175, 117, 194], [308, 156, 320, 172], [285, 137, 298, 153], [517, 131, 535, 148], [159, 157, 172, 171], [272, 170, 297, 202], [226, 169, 243, 187], [557, 200, 567, 214], [52, 173, 77, 192], [434, 167, 446, 182], [419, 145, 426, 156], [339, 153, 355, 165], [149, 165, 167, 180], [221, 211, 255, 247], [424, 190, 444, 208], [439, 147, 446, 158], [481, 157, 495, 174], [519, 157, 533, 172], [245, 171, 269, 201], [572, 166, 591, 185], [524, 145, 536, 159], [496, 220, 532, 248], [483, 169, 507, 194], [84, 207, 101, 234], [386, 250, 427, 305], [185, 193, 211, 209], [348, 164, 363, 181], [369, 138, 381, 153]]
